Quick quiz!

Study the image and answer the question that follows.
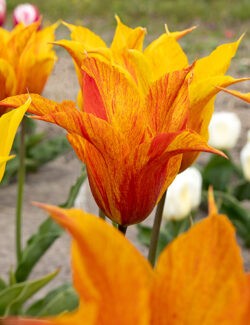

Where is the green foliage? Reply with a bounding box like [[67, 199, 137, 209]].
[[0, 270, 58, 316], [26, 284, 79, 316]]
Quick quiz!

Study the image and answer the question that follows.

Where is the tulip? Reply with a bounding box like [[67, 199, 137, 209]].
[[163, 167, 202, 221], [13, 3, 40, 26], [208, 111, 241, 150], [1, 191, 250, 324], [0, 98, 30, 181], [0, 0, 6, 26], [240, 130, 250, 181], [0, 19, 57, 116]]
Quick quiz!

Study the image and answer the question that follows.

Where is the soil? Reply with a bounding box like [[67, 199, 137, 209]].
[[0, 30, 250, 302]]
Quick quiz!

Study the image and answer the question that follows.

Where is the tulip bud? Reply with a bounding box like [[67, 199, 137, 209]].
[[208, 111, 241, 150], [163, 167, 202, 221], [13, 3, 40, 26], [240, 130, 250, 181], [0, 0, 6, 26]]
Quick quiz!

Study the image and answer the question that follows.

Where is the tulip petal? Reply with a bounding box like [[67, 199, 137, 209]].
[[151, 210, 248, 324], [34, 203, 153, 324], [111, 15, 146, 51], [166, 25, 197, 40], [0, 58, 16, 101], [218, 87, 250, 104], [144, 34, 188, 81], [0, 98, 30, 181]]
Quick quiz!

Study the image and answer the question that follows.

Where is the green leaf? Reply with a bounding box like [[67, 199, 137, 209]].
[[0, 270, 58, 316], [26, 283, 79, 317], [15, 168, 87, 282], [0, 278, 7, 291], [234, 180, 250, 201], [202, 154, 235, 191]]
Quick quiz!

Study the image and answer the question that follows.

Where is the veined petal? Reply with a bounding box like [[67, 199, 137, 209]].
[[165, 25, 197, 40], [151, 208, 248, 324], [34, 204, 153, 324], [63, 21, 107, 48], [147, 66, 192, 134], [144, 34, 188, 81], [111, 15, 146, 51], [0, 94, 76, 116], [0, 98, 30, 181]]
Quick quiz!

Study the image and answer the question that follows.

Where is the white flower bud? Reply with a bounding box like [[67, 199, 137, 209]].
[[208, 111, 241, 150], [13, 3, 40, 26], [163, 167, 202, 221], [240, 130, 250, 181], [0, 0, 6, 26]]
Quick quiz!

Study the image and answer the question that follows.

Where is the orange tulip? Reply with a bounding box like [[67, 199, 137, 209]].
[[55, 17, 248, 170], [0, 58, 222, 225], [1, 192, 250, 324], [0, 20, 57, 114]]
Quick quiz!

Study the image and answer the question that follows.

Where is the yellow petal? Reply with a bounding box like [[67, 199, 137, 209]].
[[165, 24, 197, 40], [218, 87, 250, 104], [111, 15, 146, 51], [34, 203, 153, 324], [0, 98, 31, 181], [0, 58, 17, 100], [144, 34, 188, 81], [151, 208, 248, 324]]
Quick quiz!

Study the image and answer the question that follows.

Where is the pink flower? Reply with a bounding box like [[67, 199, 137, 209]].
[[0, 0, 6, 26], [13, 3, 40, 26]]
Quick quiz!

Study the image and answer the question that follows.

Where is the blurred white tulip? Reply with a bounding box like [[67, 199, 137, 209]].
[[163, 167, 202, 221], [240, 130, 250, 181], [208, 111, 241, 150], [0, 0, 6, 26], [13, 3, 40, 26]]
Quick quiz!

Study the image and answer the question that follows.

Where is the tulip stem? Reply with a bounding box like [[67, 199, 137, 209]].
[[99, 208, 106, 220], [118, 224, 127, 235], [16, 118, 26, 265], [148, 191, 167, 266]]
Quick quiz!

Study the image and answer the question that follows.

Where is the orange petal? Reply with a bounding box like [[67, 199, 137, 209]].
[[33, 203, 153, 324], [165, 24, 197, 40], [0, 318, 53, 325], [151, 209, 248, 324], [0, 58, 16, 101]]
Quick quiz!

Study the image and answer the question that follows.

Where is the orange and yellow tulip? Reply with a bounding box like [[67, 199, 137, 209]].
[[0, 98, 30, 181], [0, 59, 222, 225], [1, 193, 250, 324], [0, 20, 57, 114], [56, 17, 248, 169]]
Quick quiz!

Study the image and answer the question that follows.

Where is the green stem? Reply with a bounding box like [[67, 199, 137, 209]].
[[16, 118, 26, 265], [99, 208, 106, 220], [148, 191, 167, 266], [118, 224, 127, 235]]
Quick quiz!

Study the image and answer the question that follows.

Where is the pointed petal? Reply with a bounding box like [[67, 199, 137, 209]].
[[0, 94, 76, 116], [193, 36, 243, 80], [144, 34, 188, 81], [152, 210, 248, 324], [0, 98, 30, 181], [63, 21, 107, 48], [165, 25, 197, 40], [111, 16, 146, 51], [34, 203, 153, 324], [218, 87, 250, 104]]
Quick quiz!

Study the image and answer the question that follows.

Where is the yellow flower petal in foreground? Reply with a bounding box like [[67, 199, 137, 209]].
[[2, 195, 250, 324], [0, 97, 30, 181], [218, 87, 250, 103]]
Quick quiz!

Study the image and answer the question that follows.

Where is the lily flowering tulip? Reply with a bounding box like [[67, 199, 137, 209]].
[[55, 17, 248, 170], [0, 98, 30, 181], [0, 19, 57, 114], [1, 192, 250, 324], [0, 60, 223, 226]]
